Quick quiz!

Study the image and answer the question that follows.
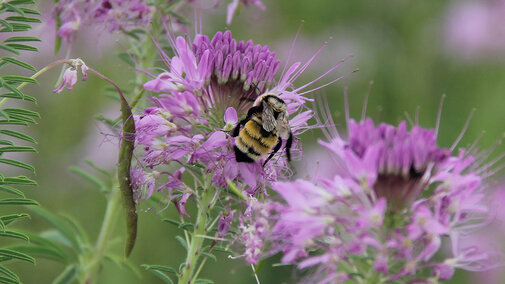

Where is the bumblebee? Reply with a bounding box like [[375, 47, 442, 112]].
[[232, 93, 293, 166]]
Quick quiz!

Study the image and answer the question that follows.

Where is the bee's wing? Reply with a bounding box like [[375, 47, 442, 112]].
[[277, 111, 291, 139], [262, 100, 277, 132]]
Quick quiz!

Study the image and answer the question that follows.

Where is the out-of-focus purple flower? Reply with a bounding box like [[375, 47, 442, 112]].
[[218, 211, 234, 237], [226, 0, 266, 25], [52, 0, 153, 41], [235, 102, 504, 282], [444, 0, 505, 59]]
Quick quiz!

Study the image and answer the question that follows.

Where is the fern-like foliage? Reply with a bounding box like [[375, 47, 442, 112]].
[[0, 0, 41, 283]]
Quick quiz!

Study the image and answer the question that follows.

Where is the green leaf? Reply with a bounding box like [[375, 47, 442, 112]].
[[60, 215, 89, 245], [0, 198, 38, 206], [1, 75, 37, 84], [69, 167, 108, 193], [28, 207, 81, 252], [3, 36, 40, 43], [0, 120, 27, 126], [52, 264, 77, 284], [84, 160, 112, 178], [3, 83, 25, 98], [5, 16, 40, 23], [4, 108, 39, 118], [0, 130, 36, 144], [0, 275, 18, 284], [0, 20, 13, 32], [8, 245, 67, 263], [200, 252, 216, 262], [0, 159, 35, 172], [142, 266, 174, 284], [194, 279, 214, 284], [117, 52, 135, 67], [0, 146, 36, 153], [6, 0, 35, 5], [0, 110, 9, 120], [0, 185, 25, 197], [4, 43, 37, 52], [175, 236, 187, 251], [18, 8, 40, 15], [0, 231, 29, 242], [178, 223, 194, 231], [0, 93, 36, 103], [0, 249, 34, 264], [162, 218, 181, 227], [0, 140, 13, 146], [211, 246, 230, 253], [141, 264, 177, 275], [1, 23, 31, 32], [105, 254, 141, 278], [24, 233, 70, 263], [94, 114, 119, 129], [1, 57, 36, 71], [0, 45, 19, 55], [0, 214, 30, 226], [0, 114, 36, 124], [1, 176, 36, 185], [0, 265, 19, 283]]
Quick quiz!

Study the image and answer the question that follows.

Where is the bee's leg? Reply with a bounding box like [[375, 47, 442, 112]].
[[285, 132, 293, 162], [263, 139, 282, 167]]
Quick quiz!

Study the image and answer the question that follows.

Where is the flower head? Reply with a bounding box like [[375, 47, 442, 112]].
[[236, 96, 504, 282], [53, 58, 89, 93], [133, 28, 345, 209]]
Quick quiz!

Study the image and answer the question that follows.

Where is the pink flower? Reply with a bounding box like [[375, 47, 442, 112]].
[[53, 67, 78, 93], [233, 97, 503, 282]]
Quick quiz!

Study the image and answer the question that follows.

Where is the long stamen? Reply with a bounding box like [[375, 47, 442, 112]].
[[293, 56, 349, 93], [297, 69, 357, 96], [451, 108, 476, 151], [435, 94, 446, 138], [361, 81, 373, 121], [288, 41, 329, 85], [344, 86, 350, 134]]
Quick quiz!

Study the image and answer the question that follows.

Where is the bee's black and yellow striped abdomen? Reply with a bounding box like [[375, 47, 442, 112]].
[[234, 114, 279, 163]]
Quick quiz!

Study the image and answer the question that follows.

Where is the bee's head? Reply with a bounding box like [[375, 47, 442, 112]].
[[255, 93, 287, 112]]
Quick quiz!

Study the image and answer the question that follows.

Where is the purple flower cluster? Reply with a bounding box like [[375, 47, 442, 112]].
[[241, 117, 502, 283], [53, 0, 153, 41], [132, 30, 340, 211]]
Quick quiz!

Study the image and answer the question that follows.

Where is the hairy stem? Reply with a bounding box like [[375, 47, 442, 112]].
[[178, 187, 216, 284], [81, 186, 121, 284]]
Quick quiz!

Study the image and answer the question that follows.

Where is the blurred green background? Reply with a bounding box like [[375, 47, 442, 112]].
[[5, 0, 505, 283]]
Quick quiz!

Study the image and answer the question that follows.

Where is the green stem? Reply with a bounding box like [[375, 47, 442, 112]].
[[81, 186, 122, 284], [178, 187, 216, 284], [0, 59, 72, 108]]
